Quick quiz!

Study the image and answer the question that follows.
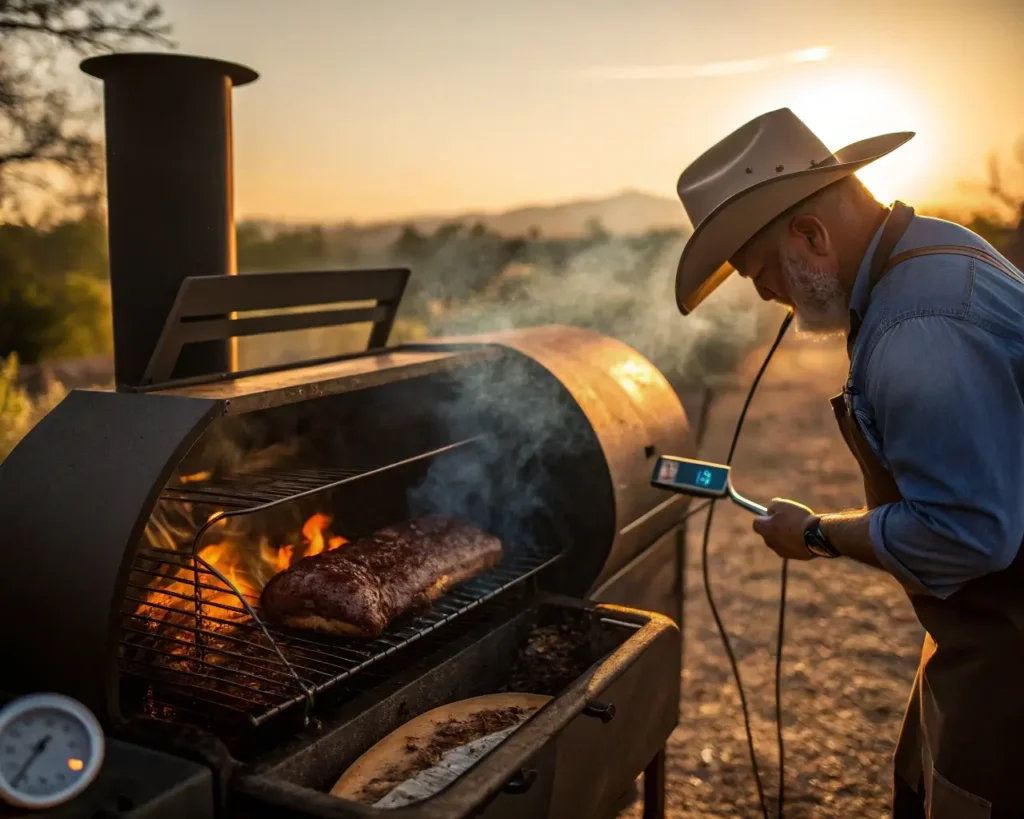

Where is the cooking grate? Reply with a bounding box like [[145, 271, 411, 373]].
[[120, 541, 557, 727], [122, 437, 560, 727], [160, 438, 480, 511]]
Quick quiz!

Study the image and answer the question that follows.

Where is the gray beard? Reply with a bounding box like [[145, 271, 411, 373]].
[[779, 251, 849, 338]]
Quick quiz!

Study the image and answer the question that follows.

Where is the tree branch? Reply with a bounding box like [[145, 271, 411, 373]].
[[0, 0, 173, 191]]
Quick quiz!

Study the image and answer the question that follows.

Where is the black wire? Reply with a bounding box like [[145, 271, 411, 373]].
[[775, 559, 789, 818], [701, 308, 793, 819]]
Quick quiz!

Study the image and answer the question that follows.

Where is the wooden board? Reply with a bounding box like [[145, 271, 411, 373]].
[[331, 693, 551, 805]]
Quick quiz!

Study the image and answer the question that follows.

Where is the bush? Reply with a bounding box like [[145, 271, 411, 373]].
[[0, 218, 112, 364], [0, 354, 66, 463]]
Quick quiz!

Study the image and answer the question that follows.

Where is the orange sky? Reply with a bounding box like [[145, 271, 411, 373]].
[[130, 0, 1024, 223]]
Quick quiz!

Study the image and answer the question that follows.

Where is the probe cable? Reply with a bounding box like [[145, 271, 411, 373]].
[[700, 308, 793, 819]]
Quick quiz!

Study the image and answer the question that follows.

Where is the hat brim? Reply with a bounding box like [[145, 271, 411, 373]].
[[675, 131, 915, 315]]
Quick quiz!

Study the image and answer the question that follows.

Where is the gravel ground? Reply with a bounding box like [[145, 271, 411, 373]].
[[621, 336, 925, 819]]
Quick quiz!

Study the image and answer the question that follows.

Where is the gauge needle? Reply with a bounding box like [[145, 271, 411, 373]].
[[11, 735, 51, 787]]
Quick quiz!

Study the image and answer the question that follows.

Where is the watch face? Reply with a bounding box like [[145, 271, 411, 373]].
[[804, 526, 838, 558]]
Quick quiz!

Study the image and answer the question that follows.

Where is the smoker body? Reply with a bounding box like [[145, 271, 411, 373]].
[[0, 326, 697, 819], [0, 51, 704, 819]]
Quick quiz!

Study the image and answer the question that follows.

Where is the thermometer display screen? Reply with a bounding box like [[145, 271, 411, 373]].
[[651, 456, 730, 497]]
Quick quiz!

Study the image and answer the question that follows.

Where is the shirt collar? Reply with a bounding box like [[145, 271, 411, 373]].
[[848, 216, 888, 322]]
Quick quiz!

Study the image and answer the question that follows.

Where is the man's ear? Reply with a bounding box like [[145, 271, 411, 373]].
[[789, 214, 830, 257]]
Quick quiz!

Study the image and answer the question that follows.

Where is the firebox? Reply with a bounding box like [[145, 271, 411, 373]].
[[0, 52, 708, 819]]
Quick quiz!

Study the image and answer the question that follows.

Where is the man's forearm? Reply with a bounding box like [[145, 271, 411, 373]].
[[818, 508, 885, 570]]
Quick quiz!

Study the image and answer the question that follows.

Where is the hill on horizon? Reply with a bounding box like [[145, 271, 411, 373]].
[[242, 189, 689, 249]]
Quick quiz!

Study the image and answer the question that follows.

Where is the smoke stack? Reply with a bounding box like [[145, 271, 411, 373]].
[[81, 52, 258, 388]]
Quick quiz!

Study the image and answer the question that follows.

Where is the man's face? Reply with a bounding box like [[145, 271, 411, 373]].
[[729, 221, 849, 336]]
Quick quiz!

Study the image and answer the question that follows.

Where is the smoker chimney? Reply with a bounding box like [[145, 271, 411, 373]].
[[81, 53, 258, 388]]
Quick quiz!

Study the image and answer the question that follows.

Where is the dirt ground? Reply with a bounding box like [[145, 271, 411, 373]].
[[621, 335, 925, 819]]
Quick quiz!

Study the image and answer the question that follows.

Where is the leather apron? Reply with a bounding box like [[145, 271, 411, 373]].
[[831, 203, 1024, 819]]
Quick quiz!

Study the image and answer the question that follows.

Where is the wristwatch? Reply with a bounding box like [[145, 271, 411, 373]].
[[803, 517, 841, 559]]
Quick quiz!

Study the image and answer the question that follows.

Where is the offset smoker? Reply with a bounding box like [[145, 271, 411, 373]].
[[0, 52, 704, 819]]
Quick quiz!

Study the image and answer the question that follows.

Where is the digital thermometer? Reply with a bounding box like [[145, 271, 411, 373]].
[[650, 455, 768, 516]]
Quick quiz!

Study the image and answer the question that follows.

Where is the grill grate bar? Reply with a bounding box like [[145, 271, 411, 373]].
[[119, 625, 331, 679], [118, 641, 302, 692], [248, 546, 557, 725], [126, 597, 378, 666], [125, 582, 252, 617], [122, 596, 265, 633], [120, 667, 267, 711], [135, 549, 234, 578], [122, 543, 558, 727], [129, 566, 254, 599], [158, 439, 479, 511], [122, 614, 364, 676]]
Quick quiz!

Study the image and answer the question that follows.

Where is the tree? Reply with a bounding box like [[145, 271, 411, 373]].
[[985, 141, 1024, 269], [0, 0, 173, 221], [393, 224, 427, 261], [584, 217, 609, 241]]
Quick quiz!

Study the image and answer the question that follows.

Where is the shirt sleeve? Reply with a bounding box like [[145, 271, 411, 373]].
[[863, 315, 1024, 598]]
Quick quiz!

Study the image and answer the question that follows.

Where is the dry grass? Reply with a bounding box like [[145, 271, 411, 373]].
[[620, 335, 924, 819]]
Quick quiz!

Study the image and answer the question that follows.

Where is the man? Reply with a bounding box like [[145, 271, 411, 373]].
[[674, 108, 1024, 818]]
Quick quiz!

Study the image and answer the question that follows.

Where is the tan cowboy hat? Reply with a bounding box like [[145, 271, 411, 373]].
[[674, 108, 914, 314]]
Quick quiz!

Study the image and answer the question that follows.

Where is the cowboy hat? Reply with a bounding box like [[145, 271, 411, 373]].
[[674, 108, 914, 314]]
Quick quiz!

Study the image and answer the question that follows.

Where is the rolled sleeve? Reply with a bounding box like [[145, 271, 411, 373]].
[[862, 316, 1024, 598]]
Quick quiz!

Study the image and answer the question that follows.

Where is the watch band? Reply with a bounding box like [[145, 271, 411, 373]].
[[803, 518, 840, 559]]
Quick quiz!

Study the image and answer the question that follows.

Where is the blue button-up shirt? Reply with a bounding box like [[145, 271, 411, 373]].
[[847, 214, 1024, 599]]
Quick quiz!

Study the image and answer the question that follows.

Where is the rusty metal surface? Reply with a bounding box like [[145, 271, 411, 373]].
[[438, 325, 695, 591]]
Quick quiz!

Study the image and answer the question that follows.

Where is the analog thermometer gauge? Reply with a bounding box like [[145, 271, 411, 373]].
[[0, 694, 105, 810]]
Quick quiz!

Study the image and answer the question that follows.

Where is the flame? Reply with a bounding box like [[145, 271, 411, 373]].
[[302, 513, 332, 557], [178, 471, 212, 485], [130, 510, 350, 650]]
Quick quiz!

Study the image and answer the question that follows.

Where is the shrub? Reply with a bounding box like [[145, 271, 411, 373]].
[[0, 354, 66, 463]]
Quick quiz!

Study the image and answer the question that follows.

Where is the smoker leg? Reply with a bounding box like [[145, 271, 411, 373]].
[[642, 747, 666, 819]]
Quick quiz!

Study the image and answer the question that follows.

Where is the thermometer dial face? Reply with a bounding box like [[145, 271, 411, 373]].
[[0, 694, 105, 810]]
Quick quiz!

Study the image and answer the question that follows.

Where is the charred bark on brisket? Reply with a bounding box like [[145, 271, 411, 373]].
[[260, 517, 503, 638]]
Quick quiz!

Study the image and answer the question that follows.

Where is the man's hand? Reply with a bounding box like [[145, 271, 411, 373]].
[[752, 498, 817, 561]]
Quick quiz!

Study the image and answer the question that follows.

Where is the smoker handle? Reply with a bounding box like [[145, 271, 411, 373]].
[[501, 768, 537, 795]]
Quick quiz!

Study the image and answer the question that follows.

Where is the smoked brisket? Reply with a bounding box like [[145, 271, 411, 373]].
[[259, 517, 503, 638]]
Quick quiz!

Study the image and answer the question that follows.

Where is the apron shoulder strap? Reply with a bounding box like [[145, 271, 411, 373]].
[[848, 202, 916, 353], [867, 202, 916, 292], [881, 244, 1024, 285]]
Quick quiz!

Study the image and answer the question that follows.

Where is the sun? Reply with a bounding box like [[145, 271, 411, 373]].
[[775, 70, 940, 206]]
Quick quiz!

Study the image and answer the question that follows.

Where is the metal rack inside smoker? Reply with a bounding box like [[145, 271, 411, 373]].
[[120, 438, 562, 728]]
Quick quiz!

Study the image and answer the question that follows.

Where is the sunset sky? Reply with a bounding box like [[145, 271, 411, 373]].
[[138, 0, 1024, 224]]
